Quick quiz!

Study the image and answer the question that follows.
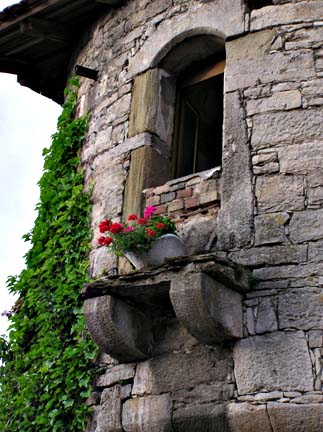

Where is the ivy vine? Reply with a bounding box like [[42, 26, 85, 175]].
[[0, 78, 96, 432]]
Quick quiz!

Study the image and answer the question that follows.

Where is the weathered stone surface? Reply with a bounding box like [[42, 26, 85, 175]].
[[122, 394, 174, 432], [173, 403, 229, 432], [132, 345, 230, 395], [267, 402, 323, 432], [256, 175, 304, 213], [233, 331, 313, 394], [252, 152, 278, 166], [226, 51, 314, 92], [254, 212, 289, 245], [91, 386, 123, 432], [246, 90, 301, 116], [308, 330, 323, 349], [172, 382, 234, 406], [285, 27, 323, 51], [129, 0, 245, 76], [227, 403, 272, 432], [289, 209, 323, 243], [255, 298, 278, 334], [251, 1, 323, 30], [253, 162, 279, 175], [309, 241, 323, 262], [278, 142, 323, 174], [278, 288, 323, 330], [229, 244, 307, 267], [251, 109, 323, 150], [177, 213, 217, 254], [96, 364, 135, 388], [89, 248, 117, 279], [170, 271, 243, 345], [254, 263, 323, 281], [217, 91, 254, 250], [128, 68, 175, 144], [123, 145, 171, 218], [226, 29, 276, 64], [84, 296, 153, 362]]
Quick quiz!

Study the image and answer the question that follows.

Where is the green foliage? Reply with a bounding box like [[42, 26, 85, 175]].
[[0, 78, 96, 432]]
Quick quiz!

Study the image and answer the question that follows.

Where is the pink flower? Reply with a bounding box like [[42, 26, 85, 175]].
[[144, 206, 156, 219], [123, 226, 134, 233]]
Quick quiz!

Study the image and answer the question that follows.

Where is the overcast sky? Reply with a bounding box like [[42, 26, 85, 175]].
[[0, 0, 61, 335]]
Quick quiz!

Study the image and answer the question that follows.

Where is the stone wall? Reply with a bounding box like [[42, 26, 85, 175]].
[[74, 0, 323, 430]]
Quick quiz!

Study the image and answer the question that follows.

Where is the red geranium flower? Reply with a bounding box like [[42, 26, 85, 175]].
[[147, 229, 157, 237], [98, 236, 106, 245], [99, 219, 111, 233], [109, 222, 123, 234], [156, 222, 166, 230], [128, 214, 138, 221], [137, 217, 147, 225], [104, 236, 113, 246]]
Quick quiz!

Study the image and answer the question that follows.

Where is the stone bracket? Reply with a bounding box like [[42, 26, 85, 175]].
[[170, 270, 243, 345], [83, 255, 250, 361]]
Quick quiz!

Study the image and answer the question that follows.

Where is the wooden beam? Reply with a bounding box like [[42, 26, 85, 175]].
[[0, 0, 62, 33], [20, 17, 70, 44]]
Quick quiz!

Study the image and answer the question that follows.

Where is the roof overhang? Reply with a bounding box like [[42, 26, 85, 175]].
[[0, 0, 123, 104]]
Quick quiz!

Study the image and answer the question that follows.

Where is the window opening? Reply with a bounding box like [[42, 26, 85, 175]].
[[173, 56, 225, 178]]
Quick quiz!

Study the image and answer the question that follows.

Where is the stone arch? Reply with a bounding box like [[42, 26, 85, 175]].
[[129, 0, 245, 77]]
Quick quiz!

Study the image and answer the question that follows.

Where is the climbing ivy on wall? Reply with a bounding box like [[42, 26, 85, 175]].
[[0, 78, 96, 432]]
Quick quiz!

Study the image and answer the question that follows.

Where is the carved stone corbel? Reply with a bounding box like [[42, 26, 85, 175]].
[[170, 270, 243, 345], [84, 295, 153, 362]]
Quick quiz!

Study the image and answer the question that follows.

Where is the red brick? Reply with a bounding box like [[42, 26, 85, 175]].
[[154, 184, 170, 195], [154, 205, 167, 215], [185, 196, 200, 209], [168, 199, 184, 213], [177, 188, 192, 199], [144, 187, 155, 198], [146, 195, 160, 206]]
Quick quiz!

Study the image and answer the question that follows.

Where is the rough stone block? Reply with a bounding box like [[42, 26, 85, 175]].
[[253, 162, 279, 175], [278, 288, 323, 331], [256, 175, 304, 213], [226, 29, 276, 64], [289, 209, 323, 243], [254, 263, 323, 281], [226, 51, 314, 92], [227, 403, 272, 432], [132, 345, 230, 395], [229, 244, 307, 267], [122, 394, 173, 432], [254, 212, 289, 245], [170, 271, 243, 345], [251, 1, 323, 30], [128, 68, 175, 144], [251, 109, 323, 150], [267, 402, 323, 432], [172, 403, 228, 432], [246, 90, 301, 116], [217, 91, 254, 250], [255, 297, 278, 334], [278, 142, 323, 174], [172, 382, 234, 406], [178, 213, 218, 254], [96, 364, 135, 388], [90, 386, 123, 432], [285, 27, 323, 51], [233, 331, 314, 394], [309, 241, 323, 262]]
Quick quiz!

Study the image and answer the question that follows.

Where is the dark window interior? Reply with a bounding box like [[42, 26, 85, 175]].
[[246, 0, 273, 11], [173, 58, 224, 178]]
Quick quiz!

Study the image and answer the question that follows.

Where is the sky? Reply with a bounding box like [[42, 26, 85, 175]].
[[0, 0, 62, 334]]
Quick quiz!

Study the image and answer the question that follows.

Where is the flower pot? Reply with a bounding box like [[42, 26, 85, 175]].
[[125, 234, 186, 270]]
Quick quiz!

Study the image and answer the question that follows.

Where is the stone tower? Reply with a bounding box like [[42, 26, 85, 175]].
[[1, 0, 323, 430]]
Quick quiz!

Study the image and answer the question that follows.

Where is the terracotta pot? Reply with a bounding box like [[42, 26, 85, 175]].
[[124, 234, 186, 270]]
